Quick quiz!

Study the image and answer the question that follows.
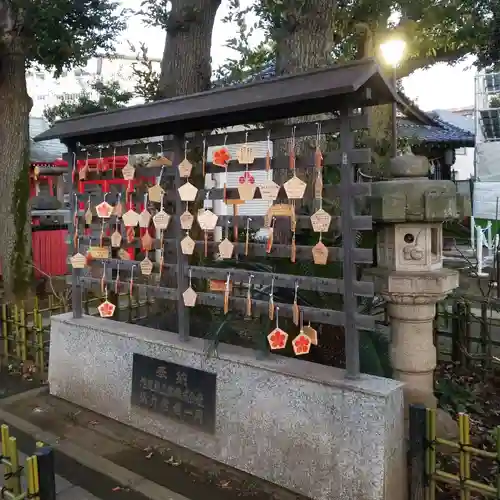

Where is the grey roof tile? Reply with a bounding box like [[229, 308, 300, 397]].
[[239, 62, 475, 147], [30, 117, 65, 162]]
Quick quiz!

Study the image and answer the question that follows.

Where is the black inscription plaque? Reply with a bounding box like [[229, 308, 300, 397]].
[[131, 354, 217, 434]]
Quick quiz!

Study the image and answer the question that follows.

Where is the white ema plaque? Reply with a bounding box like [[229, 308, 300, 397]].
[[284, 175, 306, 200]]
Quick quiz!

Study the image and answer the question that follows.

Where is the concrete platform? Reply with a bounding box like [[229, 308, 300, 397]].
[[49, 313, 406, 500]]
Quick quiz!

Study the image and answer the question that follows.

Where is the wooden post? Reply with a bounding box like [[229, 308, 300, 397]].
[[339, 108, 360, 379], [408, 404, 427, 500], [1, 304, 8, 368]]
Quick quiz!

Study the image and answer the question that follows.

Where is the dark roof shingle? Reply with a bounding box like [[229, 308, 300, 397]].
[[34, 59, 402, 145]]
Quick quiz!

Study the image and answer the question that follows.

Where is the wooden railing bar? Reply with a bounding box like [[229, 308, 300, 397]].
[[82, 259, 373, 296], [75, 180, 371, 204], [79, 276, 374, 328], [80, 276, 177, 300], [79, 214, 372, 234], [187, 266, 374, 296], [78, 237, 373, 263]]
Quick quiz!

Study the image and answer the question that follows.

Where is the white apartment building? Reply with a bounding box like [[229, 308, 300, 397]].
[[28, 53, 161, 118], [28, 53, 162, 162]]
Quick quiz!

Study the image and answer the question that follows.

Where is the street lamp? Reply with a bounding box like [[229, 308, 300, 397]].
[[380, 38, 406, 157]]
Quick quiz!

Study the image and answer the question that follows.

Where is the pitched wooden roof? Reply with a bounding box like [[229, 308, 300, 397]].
[[34, 58, 401, 146]]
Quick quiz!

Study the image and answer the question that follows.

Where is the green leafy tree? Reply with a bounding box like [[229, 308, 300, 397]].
[[221, 0, 492, 79], [44, 80, 134, 125], [0, 0, 126, 298]]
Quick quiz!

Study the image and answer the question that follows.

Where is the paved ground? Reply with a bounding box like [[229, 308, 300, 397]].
[[0, 372, 43, 400], [16, 449, 99, 500], [3, 389, 306, 500]]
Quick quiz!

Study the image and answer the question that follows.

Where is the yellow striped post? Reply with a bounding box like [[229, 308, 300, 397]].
[[36, 311, 45, 376], [1, 424, 12, 492], [12, 304, 20, 361], [8, 436, 21, 495], [26, 455, 40, 500], [19, 304, 27, 362], [1, 303, 8, 368], [459, 412, 471, 500]]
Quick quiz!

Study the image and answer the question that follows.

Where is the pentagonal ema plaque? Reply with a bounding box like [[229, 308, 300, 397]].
[[122, 163, 135, 181], [96, 201, 113, 218], [140, 257, 154, 275], [180, 211, 194, 230], [303, 325, 318, 345], [238, 180, 256, 201], [182, 287, 197, 307], [148, 184, 164, 204], [198, 210, 218, 231], [312, 241, 328, 265], [259, 180, 280, 201], [267, 328, 288, 350], [122, 209, 140, 227], [138, 209, 152, 228], [181, 235, 195, 255], [284, 175, 306, 200], [98, 300, 116, 318], [292, 333, 312, 355], [310, 208, 332, 232], [153, 210, 170, 230], [178, 181, 198, 202], [111, 230, 122, 248], [218, 238, 234, 259], [70, 253, 87, 269], [178, 159, 193, 178]]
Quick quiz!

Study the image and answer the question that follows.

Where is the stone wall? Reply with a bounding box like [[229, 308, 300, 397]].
[[49, 313, 405, 500]]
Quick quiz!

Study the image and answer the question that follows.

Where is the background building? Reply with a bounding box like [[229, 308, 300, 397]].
[[28, 53, 161, 118]]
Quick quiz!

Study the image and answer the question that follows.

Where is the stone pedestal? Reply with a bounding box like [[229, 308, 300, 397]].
[[48, 313, 405, 500], [366, 154, 469, 413], [368, 268, 458, 410], [388, 301, 437, 407]]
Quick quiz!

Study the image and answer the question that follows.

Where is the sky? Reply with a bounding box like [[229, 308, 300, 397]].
[[118, 0, 477, 113]]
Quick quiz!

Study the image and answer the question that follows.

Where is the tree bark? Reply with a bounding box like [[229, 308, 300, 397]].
[[359, 26, 394, 176], [0, 44, 33, 300], [272, 0, 338, 244], [155, 0, 221, 305], [275, 0, 337, 77], [158, 0, 222, 98]]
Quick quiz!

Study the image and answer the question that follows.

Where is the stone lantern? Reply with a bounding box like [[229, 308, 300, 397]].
[[366, 155, 470, 411]]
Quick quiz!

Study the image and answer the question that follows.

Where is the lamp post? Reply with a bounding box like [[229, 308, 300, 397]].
[[380, 38, 406, 157]]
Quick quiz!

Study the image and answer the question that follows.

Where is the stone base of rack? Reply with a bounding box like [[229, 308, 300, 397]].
[[48, 313, 405, 500]]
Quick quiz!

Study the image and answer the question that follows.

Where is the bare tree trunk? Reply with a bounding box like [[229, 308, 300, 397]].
[[0, 45, 33, 300], [358, 26, 394, 176], [275, 0, 337, 77], [155, 0, 221, 309], [158, 0, 222, 98]]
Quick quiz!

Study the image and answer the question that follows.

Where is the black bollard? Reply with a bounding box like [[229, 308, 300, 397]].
[[35, 446, 56, 500]]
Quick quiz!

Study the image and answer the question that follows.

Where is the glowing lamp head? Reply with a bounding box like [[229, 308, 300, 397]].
[[380, 39, 406, 67]]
